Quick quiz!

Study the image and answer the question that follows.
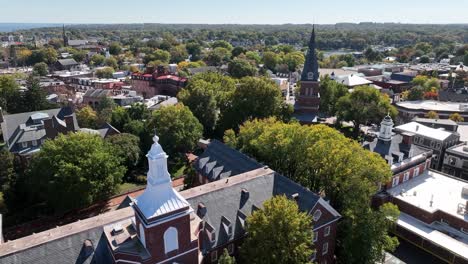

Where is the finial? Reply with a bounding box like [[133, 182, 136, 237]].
[[153, 128, 159, 143]]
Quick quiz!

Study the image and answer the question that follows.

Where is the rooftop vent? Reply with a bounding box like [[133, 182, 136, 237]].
[[291, 193, 299, 201], [112, 224, 123, 235]]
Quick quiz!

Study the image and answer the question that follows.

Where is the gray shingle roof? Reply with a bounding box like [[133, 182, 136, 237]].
[[363, 135, 427, 164], [195, 140, 263, 181], [83, 89, 110, 98], [57, 59, 78, 66]]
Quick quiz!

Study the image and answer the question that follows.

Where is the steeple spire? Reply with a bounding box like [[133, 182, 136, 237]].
[[301, 25, 319, 82], [62, 24, 68, 47]]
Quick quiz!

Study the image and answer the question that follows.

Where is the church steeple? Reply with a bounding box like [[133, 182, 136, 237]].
[[378, 114, 394, 142], [62, 24, 68, 47], [301, 25, 319, 82]]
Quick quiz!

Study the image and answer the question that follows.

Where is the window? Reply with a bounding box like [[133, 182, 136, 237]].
[[403, 172, 410, 182], [139, 223, 146, 248], [430, 141, 435, 148], [392, 176, 399, 187], [313, 210, 322, 221], [414, 167, 420, 177], [164, 227, 179, 254], [228, 243, 235, 254], [211, 250, 218, 262], [324, 226, 331, 237], [21, 142, 28, 148], [313, 231, 318, 242], [322, 242, 329, 255], [32, 140, 37, 147], [436, 143, 441, 150]]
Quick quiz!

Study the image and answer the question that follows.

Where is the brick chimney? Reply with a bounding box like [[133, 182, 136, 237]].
[[43, 118, 57, 139], [64, 115, 76, 132], [402, 132, 414, 146]]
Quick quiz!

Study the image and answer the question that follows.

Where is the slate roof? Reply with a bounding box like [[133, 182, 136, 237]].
[[57, 59, 78, 66], [1, 107, 78, 152], [185, 168, 340, 252], [439, 89, 468, 102], [195, 140, 263, 181], [363, 134, 428, 165], [83, 89, 111, 98]]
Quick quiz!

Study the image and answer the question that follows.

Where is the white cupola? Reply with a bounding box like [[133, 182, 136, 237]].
[[378, 114, 394, 142], [133, 134, 191, 221]]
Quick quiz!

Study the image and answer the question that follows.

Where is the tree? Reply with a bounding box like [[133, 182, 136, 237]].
[[71, 49, 87, 62], [0, 75, 21, 113], [148, 104, 203, 159], [170, 45, 188, 63], [281, 51, 305, 72], [145, 49, 171, 64], [32, 62, 48, 76], [76, 106, 98, 129], [335, 86, 397, 138], [106, 133, 141, 174], [96, 67, 115, 78], [231, 46, 246, 58], [109, 42, 122, 55], [229, 119, 397, 264], [218, 249, 236, 264], [206, 47, 231, 66], [27, 133, 125, 212], [0, 149, 15, 191], [407, 86, 425, 101], [21, 77, 56, 112], [262, 51, 279, 71], [178, 72, 236, 137], [319, 75, 348, 115], [105, 57, 118, 69], [221, 77, 291, 132], [425, 111, 439, 119], [110, 106, 131, 131], [186, 42, 202, 61], [241, 196, 313, 264], [449, 113, 464, 122], [419, 55, 430, 63], [211, 40, 233, 51], [90, 54, 105, 66], [227, 58, 257, 78]]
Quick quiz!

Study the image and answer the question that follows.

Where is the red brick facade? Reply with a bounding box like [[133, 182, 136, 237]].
[[296, 81, 320, 113]]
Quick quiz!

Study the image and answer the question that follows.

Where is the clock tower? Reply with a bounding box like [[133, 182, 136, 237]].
[[296, 25, 321, 113]]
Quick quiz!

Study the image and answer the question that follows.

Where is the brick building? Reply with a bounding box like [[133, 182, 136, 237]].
[[131, 66, 187, 98]]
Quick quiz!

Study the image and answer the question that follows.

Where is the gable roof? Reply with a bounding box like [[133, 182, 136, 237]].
[[395, 122, 455, 141], [195, 140, 263, 181], [57, 59, 78, 66]]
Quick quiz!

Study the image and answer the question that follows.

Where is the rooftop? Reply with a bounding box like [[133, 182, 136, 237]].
[[395, 122, 454, 141], [396, 100, 468, 113], [413, 117, 458, 127], [388, 170, 468, 221], [446, 143, 468, 157]]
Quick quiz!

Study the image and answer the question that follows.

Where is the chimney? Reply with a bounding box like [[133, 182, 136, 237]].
[[43, 118, 57, 139], [64, 115, 75, 132]]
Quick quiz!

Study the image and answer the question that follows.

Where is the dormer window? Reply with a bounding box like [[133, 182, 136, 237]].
[[21, 142, 27, 148], [222, 216, 233, 237], [291, 193, 299, 201], [313, 209, 322, 221], [237, 211, 247, 229], [205, 222, 216, 243], [32, 140, 37, 147]]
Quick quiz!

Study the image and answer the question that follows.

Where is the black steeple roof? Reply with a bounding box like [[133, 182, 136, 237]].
[[301, 25, 319, 82]]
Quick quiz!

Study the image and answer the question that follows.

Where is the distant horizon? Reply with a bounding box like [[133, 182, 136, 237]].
[[2, 22, 468, 26], [1, 0, 468, 25]]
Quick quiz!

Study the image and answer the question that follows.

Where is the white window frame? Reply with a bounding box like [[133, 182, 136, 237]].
[[211, 250, 218, 262], [324, 226, 331, 237], [228, 243, 235, 254], [392, 176, 399, 187], [21, 142, 28, 148], [403, 172, 410, 182], [163, 227, 179, 254], [322, 242, 329, 255], [32, 140, 37, 147], [313, 210, 322, 221], [414, 167, 420, 177], [313, 231, 318, 242]]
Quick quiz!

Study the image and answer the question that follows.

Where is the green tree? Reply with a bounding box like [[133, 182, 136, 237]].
[[262, 51, 279, 71], [32, 62, 48, 76], [336, 86, 397, 138], [145, 49, 171, 64], [218, 249, 236, 264], [105, 57, 118, 69], [106, 133, 141, 174], [449, 113, 464, 122], [170, 45, 188, 63], [407, 86, 425, 101], [109, 42, 122, 55], [231, 46, 246, 58], [90, 54, 105, 66], [96, 67, 115, 78], [227, 58, 257, 78], [127, 103, 150, 120], [206, 47, 231, 66], [27, 133, 125, 212], [148, 104, 203, 159], [76, 105, 98, 129], [241, 195, 313, 264], [319, 75, 348, 115], [0, 75, 21, 113], [0, 149, 15, 191], [186, 42, 202, 61], [178, 72, 236, 137], [110, 106, 131, 132], [425, 111, 439, 119], [21, 77, 56, 112], [281, 51, 305, 72], [211, 40, 233, 51], [71, 49, 87, 62], [221, 77, 291, 131]]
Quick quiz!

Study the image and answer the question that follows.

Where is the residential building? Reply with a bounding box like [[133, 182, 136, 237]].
[[0, 133, 341, 264], [0, 107, 78, 155], [334, 74, 372, 87], [442, 143, 468, 180], [376, 170, 468, 263], [82, 89, 112, 108], [55, 58, 79, 71], [364, 115, 433, 191], [395, 122, 460, 170]]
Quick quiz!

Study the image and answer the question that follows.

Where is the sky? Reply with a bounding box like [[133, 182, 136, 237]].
[[1, 0, 468, 25]]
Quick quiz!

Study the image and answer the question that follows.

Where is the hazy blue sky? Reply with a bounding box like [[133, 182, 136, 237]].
[[1, 0, 467, 24]]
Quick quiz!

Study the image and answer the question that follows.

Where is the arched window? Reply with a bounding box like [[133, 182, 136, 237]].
[[139, 223, 146, 248], [313, 209, 322, 221], [164, 227, 179, 254]]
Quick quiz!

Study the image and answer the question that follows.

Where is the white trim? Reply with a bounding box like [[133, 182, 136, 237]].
[[136, 208, 192, 229], [156, 247, 198, 264], [324, 226, 330, 237], [322, 242, 329, 255], [313, 218, 340, 231], [116, 260, 141, 264], [313, 231, 318, 242]]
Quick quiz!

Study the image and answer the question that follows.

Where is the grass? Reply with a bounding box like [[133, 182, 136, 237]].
[[118, 182, 145, 194], [172, 164, 187, 178]]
